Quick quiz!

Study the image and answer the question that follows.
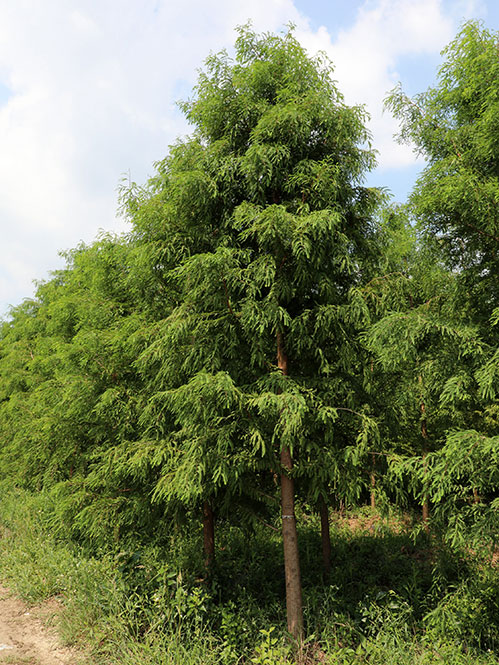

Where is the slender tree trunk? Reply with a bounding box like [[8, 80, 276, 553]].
[[473, 488, 480, 504], [281, 446, 304, 641], [203, 500, 215, 570], [370, 452, 376, 510], [277, 331, 304, 642], [319, 495, 331, 582]]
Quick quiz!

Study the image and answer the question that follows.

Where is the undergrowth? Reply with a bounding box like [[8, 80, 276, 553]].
[[0, 487, 497, 664]]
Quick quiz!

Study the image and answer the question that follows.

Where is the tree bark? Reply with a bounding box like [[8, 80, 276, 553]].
[[319, 495, 331, 582], [203, 500, 215, 570], [277, 331, 304, 642], [281, 445, 303, 641]]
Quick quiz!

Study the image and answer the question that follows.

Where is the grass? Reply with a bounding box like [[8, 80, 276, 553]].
[[0, 488, 497, 664]]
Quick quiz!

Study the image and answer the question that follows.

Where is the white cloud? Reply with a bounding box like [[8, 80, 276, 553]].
[[0, 0, 303, 315], [0, 0, 486, 315], [296, 0, 460, 170]]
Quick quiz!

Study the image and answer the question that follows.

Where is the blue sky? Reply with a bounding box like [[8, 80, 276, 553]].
[[0, 0, 497, 317]]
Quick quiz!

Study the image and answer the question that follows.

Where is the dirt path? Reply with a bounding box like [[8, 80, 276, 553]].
[[0, 586, 83, 665]]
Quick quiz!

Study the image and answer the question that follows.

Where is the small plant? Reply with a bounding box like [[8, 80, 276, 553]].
[[251, 627, 289, 665], [358, 589, 414, 639]]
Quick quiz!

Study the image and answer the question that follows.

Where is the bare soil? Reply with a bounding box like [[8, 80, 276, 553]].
[[332, 509, 412, 534], [0, 586, 83, 665]]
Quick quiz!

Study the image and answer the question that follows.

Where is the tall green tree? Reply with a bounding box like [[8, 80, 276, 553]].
[[119, 24, 382, 639], [381, 21, 499, 540], [364, 230, 486, 527], [386, 21, 499, 321]]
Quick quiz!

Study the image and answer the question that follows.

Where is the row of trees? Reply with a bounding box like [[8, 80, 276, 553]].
[[0, 22, 498, 641]]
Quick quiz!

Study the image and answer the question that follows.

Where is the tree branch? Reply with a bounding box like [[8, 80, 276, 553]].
[[221, 277, 236, 318]]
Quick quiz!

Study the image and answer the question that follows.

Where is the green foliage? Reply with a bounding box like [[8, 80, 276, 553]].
[[250, 627, 290, 664], [113, 23, 385, 544], [0, 19, 498, 665], [368, 22, 499, 533], [424, 571, 499, 650], [386, 21, 499, 317]]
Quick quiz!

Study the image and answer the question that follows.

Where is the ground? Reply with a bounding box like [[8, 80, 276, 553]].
[[0, 586, 81, 665]]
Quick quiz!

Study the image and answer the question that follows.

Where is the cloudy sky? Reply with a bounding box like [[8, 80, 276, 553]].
[[0, 0, 497, 317]]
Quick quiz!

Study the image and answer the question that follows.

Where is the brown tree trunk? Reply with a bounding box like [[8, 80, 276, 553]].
[[281, 445, 303, 641], [319, 496, 331, 582], [370, 452, 376, 510], [203, 500, 215, 570], [422, 502, 430, 525], [277, 331, 304, 642]]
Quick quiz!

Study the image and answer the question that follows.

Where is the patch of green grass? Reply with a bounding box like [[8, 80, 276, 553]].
[[0, 487, 77, 602], [0, 487, 498, 665]]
